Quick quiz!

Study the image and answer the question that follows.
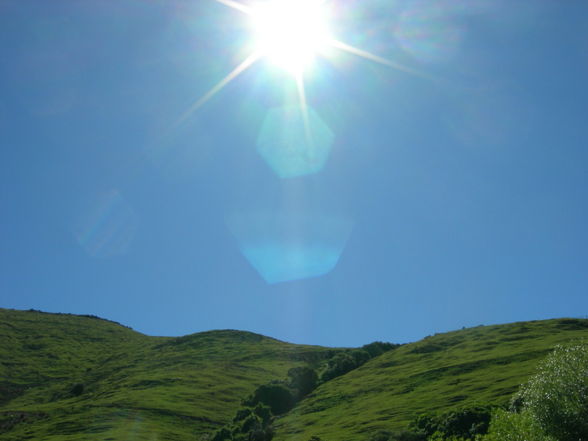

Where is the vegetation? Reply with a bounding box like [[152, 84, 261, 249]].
[[1, 308, 588, 441], [482, 409, 554, 441], [515, 342, 588, 440], [482, 341, 588, 441], [0, 308, 335, 440], [209, 343, 397, 440], [274, 319, 588, 440], [409, 405, 493, 440]]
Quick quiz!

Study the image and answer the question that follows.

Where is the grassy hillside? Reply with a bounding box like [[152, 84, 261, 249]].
[[2, 309, 587, 441], [273, 318, 588, 440], [0, 308, 335, 441]]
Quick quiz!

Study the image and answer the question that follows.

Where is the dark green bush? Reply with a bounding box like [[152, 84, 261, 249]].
[[233, 408, 253, 423], [362, 342, 398, 358], [288, 366, 318, 398], [212, 427, 232, 441], [410, 405, 493, 439], [351, 349, 371, 366], [253, 403, 272, 426], [320, 352, 357, 382], [244, 384, 295, 415]]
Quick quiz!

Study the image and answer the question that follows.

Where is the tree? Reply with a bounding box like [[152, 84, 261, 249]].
[[362, 342, 397, 358], [288, 366, 318, 398], [351, 349, 371, 366], [482, 409, 554, 441], [320, 352, 357, 382], [410, 406, 492, 439], [212, 427, 232, 441], [516, 342, 588, 441], [244, 384, 295, 415], [253, 403, 272, 426]]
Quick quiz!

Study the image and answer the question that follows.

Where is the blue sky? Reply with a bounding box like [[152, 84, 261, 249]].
[[1, 0, 588, 347]]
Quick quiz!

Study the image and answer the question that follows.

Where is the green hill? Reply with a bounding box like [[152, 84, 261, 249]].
[[0, 308, 335, 441], [1, 308, 587, 441], [274, 319, 588, 440]]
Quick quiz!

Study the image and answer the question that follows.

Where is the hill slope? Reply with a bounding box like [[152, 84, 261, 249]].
[[2, 309, 588, 441], [0, 308, 335, 441], [273, 318, 588, 440]]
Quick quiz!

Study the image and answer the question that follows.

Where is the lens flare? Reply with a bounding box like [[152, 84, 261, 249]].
[[227, 211, 353, 284], [176, 0, 425, 127]]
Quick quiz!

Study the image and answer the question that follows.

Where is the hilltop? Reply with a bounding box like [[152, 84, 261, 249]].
[[0, 308, 335, 440], [1, 308, 587, 440]]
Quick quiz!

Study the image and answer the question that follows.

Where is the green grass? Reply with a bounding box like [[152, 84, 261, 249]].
[[273, 319, 588, 441], [2, 309, 588, 441], [0, 309, 335, 440]]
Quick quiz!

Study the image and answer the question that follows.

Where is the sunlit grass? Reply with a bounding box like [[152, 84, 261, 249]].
[[0, 308, 335, 440], [273, 319, 588, 440]]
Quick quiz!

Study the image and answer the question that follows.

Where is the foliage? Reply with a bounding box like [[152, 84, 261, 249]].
[[0, 308, 333, 441], [253, 403, 273, 426], [481, 409, 554, 441], [212, 403, 275, 441], [287, 367, 318, 398], [275, 319, 588, 440], [212, 427, 233, 441], [351, 350, 372, 366], [319, 343, 397, 384], [410, 406, 493, 439], [320, 352, 358, 382], [361, 342, 399, 358], [244, 383, 295, 415], [4, 309, 588, 441], [515, 342, 588, 441]]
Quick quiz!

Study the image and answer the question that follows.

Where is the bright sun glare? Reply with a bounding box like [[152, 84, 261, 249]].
[[177, 0, 425, 125], [251, 0, 331, 74]]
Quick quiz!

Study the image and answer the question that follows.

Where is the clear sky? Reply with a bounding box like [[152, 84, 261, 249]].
[[1, 0, 587, 347]]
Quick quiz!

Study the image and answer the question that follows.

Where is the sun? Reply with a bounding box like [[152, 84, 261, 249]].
[[250, 0, 332, 75], [176, 0, 426, 125]]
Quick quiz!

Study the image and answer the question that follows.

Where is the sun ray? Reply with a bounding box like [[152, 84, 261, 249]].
[[329, 39, 433, 81], [295, 74, 313, 149], [175, 0, 433, 129], [214, 0, 252, 15], [175, 52, 261, 127]]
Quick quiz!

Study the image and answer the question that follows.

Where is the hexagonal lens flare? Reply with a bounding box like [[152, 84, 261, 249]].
[[256, 105, 335, 178], [227, 211, 353, 284]]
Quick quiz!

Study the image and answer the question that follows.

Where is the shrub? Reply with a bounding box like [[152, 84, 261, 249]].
[[516, 342, 588, 441], [320, 352, 357, 382], [351, 349, 371, 366], [287, 366, 318, 398], [482, 409, 554, 441], [410, 406, 493, 439], [244, 384, 295, 415], [233, 408, 253, 423], [362, 342, 397, 358], [253, 403, 272, 426], [212, 427, 232, 441]]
